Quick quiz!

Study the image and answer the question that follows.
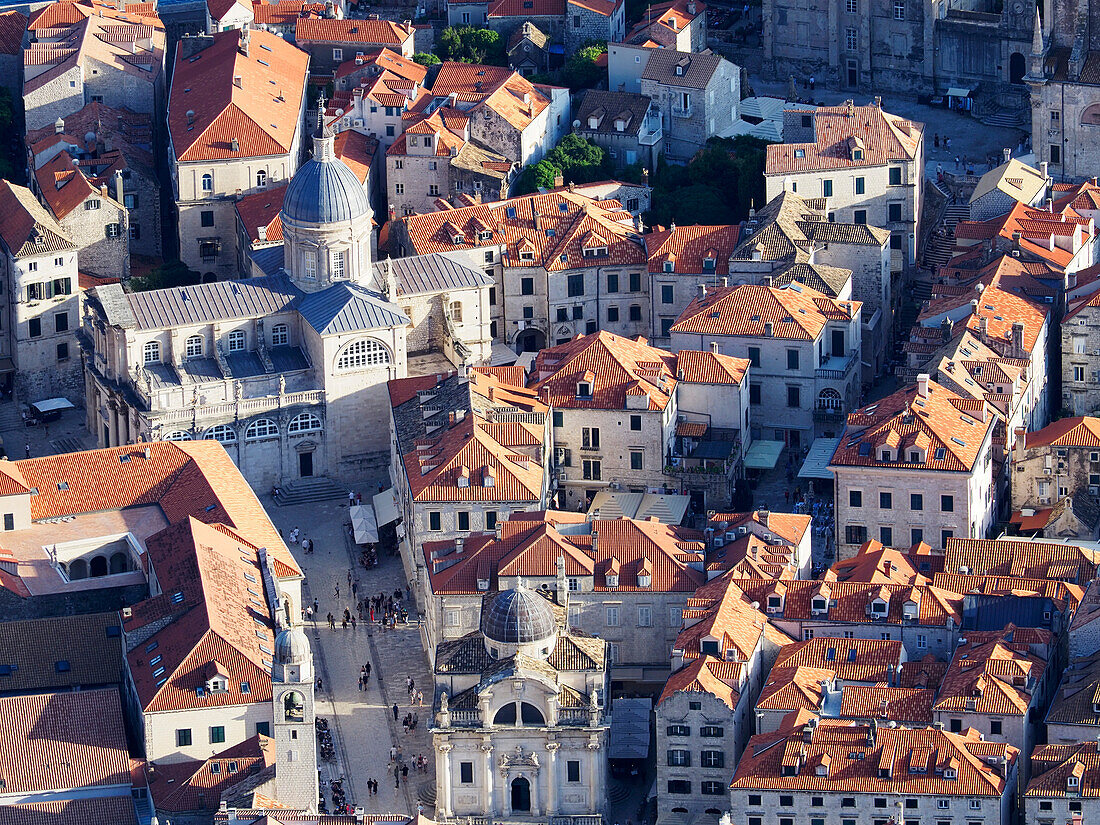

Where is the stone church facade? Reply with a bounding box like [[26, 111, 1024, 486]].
[[81, 128, 490, 490]]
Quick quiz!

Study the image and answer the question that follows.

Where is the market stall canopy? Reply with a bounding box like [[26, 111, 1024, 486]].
[[31, 397, 75, 414], [947, 87, 972, 98], [799, 437, 841, 480], [609, 697, 652, 761], [743, 439, 785, 470], [373, 488, 400, 526], [350, 504, 378, 544]]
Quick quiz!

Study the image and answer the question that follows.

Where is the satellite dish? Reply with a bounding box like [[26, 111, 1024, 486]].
[[572, 119, 581, 129]]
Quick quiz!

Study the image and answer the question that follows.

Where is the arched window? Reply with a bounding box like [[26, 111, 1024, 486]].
[[162, 430, 193, 441], [256, 169, 267, 188], [204, 424, 238, 443], [283, 690, 304, 722], [227, 330, 246, 352], [201, 173, 213, 193], [271, 323, 289, 346], [185, 335, 203, 359], [493, 703, 518, 725], [336, 339, 390, 370], [288, 412, 322, 434], [245, 418, 279, 441], [817, 388, 843, 410], [143, 341, 160, 363], [109, 551, 128, 574], [1083, 104, 1100, 127], [520, 702, 545, 725]]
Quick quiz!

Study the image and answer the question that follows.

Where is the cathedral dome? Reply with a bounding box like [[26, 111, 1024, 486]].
[[282, 131, 371, 225], [482, 586, 556, 645], [274, 626, 312, 666]]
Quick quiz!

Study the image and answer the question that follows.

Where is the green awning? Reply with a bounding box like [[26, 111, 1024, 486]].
[[743, 440, 785, 470]]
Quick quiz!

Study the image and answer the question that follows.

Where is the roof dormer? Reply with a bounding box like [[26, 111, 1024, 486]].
[[606, 556, 620, 588], [577, 370, 595, 398], [456, 465, 470, 488], [811, 583, 831, 615], [847, 136, 865, 161], [869, 587, 889, 617], [204, 661, 230, 695], [637, 557, 652, 588], [765, 582, 786, 614]]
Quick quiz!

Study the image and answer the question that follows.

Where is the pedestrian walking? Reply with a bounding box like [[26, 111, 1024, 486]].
[[334, 582, 340, 598], [328, 612, 335, 630], [934, 132, 939, 148], [313, 597, 319, 613], [347, 570, 352, 587], [305, 605, 314, 621], [394, 765, 400, 785], [945, 136, 951, 150], [809, 74, 815, 91], [358, 675, 364, 691], [351, 615, 357, 630], [390, 745, 398, 763], [955, 155, 960, 169], [365, 661, 372, 679], [349, 490, 356, 507], [317, 677, 323, 691], [341, 617, 348, 630], [401, 764, 409, 782], [24, 443, 29, 459], [352, 581, 358, 597], [393, 702, 399, 721], [417, 689, 423, 707], [368, 777, 375, 796]]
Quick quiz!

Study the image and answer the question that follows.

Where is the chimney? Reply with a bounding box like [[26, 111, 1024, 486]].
[[257, 225, 267, 241], [553, 174, 564, 188], [55, 117, 64, 134], [1040, 161, 1049, 179], [979, 315, 988, 336], [1012, 321, 1025, 356], [686, 0, 695, 11], [230, 137, 240, 152], [874, 95, 882, 108], [186, 110, 195, 126], [1011, 230, 1021, 254], [233, 76, 243, 89], [759, 509, 769, 527], [710, 341, 719, 355], [917, 373, 929, 398], [764, 321, 773, 337], [1003, 147, 1012, 163], [699, 283, 707, 299]]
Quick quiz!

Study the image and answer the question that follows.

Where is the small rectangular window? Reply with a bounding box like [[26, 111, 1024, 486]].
[[567, 760, 580, 782], [429, 511, 442, 531], [460, 762, 473, 783], [177, 729, 192, 747], [2, 514, 12, 531]]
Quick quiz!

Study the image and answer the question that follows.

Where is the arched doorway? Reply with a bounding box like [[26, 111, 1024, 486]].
[[89, 555, 108, 577], [1010, 52, 1026, 84], [68, 558, 88, 580], [515, 328, 546, 353], [109, 551, 128, 574], [510, 776, 531, 812], [202, 272, 217, 283]]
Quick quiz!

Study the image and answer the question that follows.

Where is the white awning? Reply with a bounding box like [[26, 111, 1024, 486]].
[[373, 488, 400, 526], [350, 504, 378, 544], [946, 87, 972, 98], [31, 397, 75, 414], [744, 440, 785, 470], [609, 697, 652, 760], [799, 437, 841, 480]]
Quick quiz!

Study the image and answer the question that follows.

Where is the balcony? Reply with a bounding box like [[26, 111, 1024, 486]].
[[816, 349, 858, 380], [813, 406, 847, 423], [639, 113, 663, 146], [672, 104, 692, 119]]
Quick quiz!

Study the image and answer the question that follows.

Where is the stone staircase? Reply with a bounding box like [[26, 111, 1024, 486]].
[[922, 200, 971, 271], [0, 401, 24, 432], [977, 108, 1029, 129], [273, 476, 348, 506]]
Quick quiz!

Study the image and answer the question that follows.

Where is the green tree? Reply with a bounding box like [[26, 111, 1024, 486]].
[[511, 159, 563, 195], [562, 44, 606, 90], [435, 26, 506, 65], [412, 52, 441, 66], [129, 260, 201, 292], [545, 133, 610, 184]]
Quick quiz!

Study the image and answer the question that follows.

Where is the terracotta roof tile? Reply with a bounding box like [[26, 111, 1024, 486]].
[[731, 720, 1015, 796], [838, 686, 935, 723], [942, 536, 1099, 581], [766, 103, 922, 174], [0, 10, 26, 54], [773, 637, 904, 683], [933, 627, 1046, 717], [670, 282, 859, 339], [0, 180, 75, 257], [294, 17, 413, 45], [1027, 741, 1100, 797], [234, 182, 286, 244], [150, 735, 274, 811], [659, 654, 742, 709], [827, 539, 930, 584], [169, 29, 308, 163], [646, 224, 741, 274], [530, 330, 675, 411], [1024, 416, 1100, 448], [0, 797, 137, 825]]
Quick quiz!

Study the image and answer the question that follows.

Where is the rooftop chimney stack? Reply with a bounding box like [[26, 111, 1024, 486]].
[[1003, 147, 1012, 163], [917, 373, 929, 398]]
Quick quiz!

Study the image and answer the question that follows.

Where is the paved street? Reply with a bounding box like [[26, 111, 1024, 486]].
[[262, 484, 436, 816]]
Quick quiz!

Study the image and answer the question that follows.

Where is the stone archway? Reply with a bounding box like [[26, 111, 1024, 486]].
[[510, 776, 531, 812], [515, 328, 546, 353], [109, 551, 128, 574], [89, 555, 108, 577], [1010, 52, 1026, 84]]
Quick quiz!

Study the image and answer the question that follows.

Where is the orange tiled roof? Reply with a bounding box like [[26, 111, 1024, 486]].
[[659, 654, 742, 709], [430, 62, 554, 131], [396, 189, 642, 270], [931, 572, 1083, 611], [669, 282, 860, 340], [645, 224, 741, 274], [35, 149, 113, 219], [942, 536, 1100, 581], [830, 378, 994, 473], [1027, 742, 1100, 798], [529, 330, 675, 411], [169, 29, 308, 163], [772, 637, 904, 683], [838, 685, 935, 723], [731, 719, 1015, 796], [0, 179, 75, 257], [707, 510, 811, 546], [917, 278, 1048, 356], [755, 664, 833, 712], [1024, 416, 1100, 448], [826, 539, 930, 584], [294, 17, 412, 45], [954, 200, 1093, 271], [250, 0, 325, 26], [234, 182, 286, 244], [766, 102, 922, 174], [933, 627, 1046, 717], [150, 735, 274, 811], [0, 9, 26, 54], [676, 571, 795, 663], [332, 130, 378, 185], [424, 513, 705, 595]]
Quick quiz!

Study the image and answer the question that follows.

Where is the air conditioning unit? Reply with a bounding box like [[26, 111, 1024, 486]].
[[763, 533, 773, 542], [1090, 486, 1099, 496], [559, 472, 569, 481], [1043, 467, 1052, 475], [1039, 496, 1051, 504], [725, 531, 736, 542], [738, 526, 748, 535], [353, 118, 364, 127]]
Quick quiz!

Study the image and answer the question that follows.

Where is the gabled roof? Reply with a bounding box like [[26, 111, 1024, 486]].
[[294, 17, 413, 45], [838, 686, 935, 723], [970, 157, 1048, 205], [0, 688, 130, 794], [943, 536, 1100, 581], [0, 9, 26, 55], [731, 720, 1015, 796], [674, 349, 749, 385], [640, 47, 723, 89], [529, 330, 676, 411], [1024, 416, 1100, 448], [297, 281, 409, 334], [625, 0, 703, 45], [0, 180, 75, 257], [151, 735, 274, 812], [766, 102, 922, 174], [659, 654, 742, 709], [670, 282, 859, 340], [676, 572, 794, 663], [917, 275, 1048, 356], [954, 200, 1093, 271], [169, 29, 308, 163], [772, 637, 904, 683], [576, 89, 654, 137], [827, 539, 930, 584], [645, 223, 741, 274], [35, 149, 116, 219], [235, 182, 287, 244], [830, 378, 994, 473], [1027, 741, 1100, 798], [934, 627, 1047, 717]]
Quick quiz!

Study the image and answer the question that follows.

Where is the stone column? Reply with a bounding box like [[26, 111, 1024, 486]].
[[587, 735, 602, 812], [530, 768, 540, 817], [438, 742, 454, 817], [482, 739, 495, 815], [545, 741, 560, 815]]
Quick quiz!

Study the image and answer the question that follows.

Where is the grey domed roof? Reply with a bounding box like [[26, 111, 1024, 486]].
[[282, 132, 371, 225], [481, 587, 556, 644], [274, 626, 312, 665]]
